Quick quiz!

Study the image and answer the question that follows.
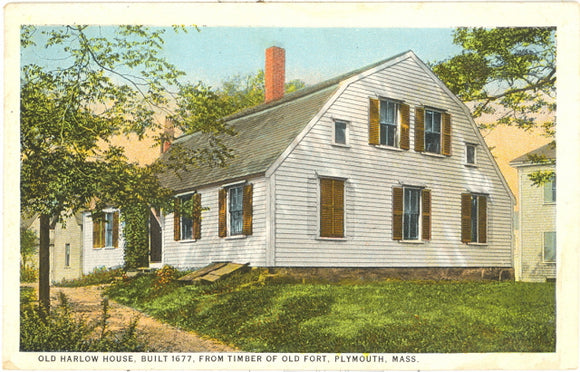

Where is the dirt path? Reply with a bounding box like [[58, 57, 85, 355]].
[[37, 284, 237, 352]]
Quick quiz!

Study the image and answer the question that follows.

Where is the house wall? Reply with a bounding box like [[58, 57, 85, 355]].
[[82, 210, 125, 274], [162, 177, 268, 269], [516, 164, 556, 282], [271, 55, 514, 268], [50, 214, 83, 282]]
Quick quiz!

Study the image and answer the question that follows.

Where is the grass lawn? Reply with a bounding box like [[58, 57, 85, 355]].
[[106, 269, 556, 353]]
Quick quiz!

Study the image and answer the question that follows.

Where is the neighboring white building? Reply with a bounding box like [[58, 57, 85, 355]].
[[158, 48, 515, 279], [510, 142, 556, 282], [81, 208, 125, 275]]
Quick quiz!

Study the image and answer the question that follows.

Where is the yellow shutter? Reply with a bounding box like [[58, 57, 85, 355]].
[[218, 188, 227, 238], [478, 195, 487, 243], [400, 103, 410, 150], [414, 107, 425, 152], [192, 193, 202, 240], [392, 187, 404, 240], [173, 198, 181, 241], [93, 217, 102, 248], [369, 98, 380, 145], [461, 193, 472, 243], [421, 189, 431, 241], [320, 178, 344, 238], [442, 113, 452, 156], [242, 184, 253, 236]]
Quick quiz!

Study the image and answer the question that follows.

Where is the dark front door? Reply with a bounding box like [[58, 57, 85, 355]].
[[149, 212, 162, 263]]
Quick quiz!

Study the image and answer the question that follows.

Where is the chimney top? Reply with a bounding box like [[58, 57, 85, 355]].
[[265, 46, 285, 103]]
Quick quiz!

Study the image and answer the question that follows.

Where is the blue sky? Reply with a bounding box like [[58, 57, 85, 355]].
[[22, 26, 463, 87]]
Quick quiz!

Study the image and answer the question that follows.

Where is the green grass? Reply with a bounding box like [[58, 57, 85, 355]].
[[106, 270, 556, 353]]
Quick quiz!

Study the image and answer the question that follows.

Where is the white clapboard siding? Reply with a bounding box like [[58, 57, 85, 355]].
[[517, 164, 556, 281], [162, 177, 268, 269], [271, 55, 513, 268], [82, 211, 125, 274]]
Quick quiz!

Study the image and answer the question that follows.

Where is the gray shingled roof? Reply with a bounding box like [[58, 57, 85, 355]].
[[159, 51, 411, 192], [510, 141, 556, 165]]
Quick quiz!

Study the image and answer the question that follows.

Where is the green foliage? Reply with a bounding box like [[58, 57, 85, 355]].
[[432, 27, 556, 135], [20, 227, 39, 282], [121, 204, 150, 269], [54, 267, 125, 287], [20, 289, 147, 351], [107, 272, 556, 353]]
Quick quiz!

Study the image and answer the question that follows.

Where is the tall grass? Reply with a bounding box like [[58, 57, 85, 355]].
[[106, 271, 556, 353]]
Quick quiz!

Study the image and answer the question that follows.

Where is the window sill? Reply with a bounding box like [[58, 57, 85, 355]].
[[543, 202, 556, 206], [178, 239, 197, 243], [464, 163, 478, 168], [93, 247, 118, 250], [372, 144, 404, 152], [398, 240, 425, 244], [421, 152, 446, 158], [225, 234, 248, 240], [466, 242, 488, 247], [542, 261, 556, 265], [316, 237, 347, 242], [332, 143, 351, 149]]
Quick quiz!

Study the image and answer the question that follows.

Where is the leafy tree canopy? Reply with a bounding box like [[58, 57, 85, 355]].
[[432, 27, 556, 136]]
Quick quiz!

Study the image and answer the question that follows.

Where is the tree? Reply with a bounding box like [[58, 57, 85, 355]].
[[432, 27, 556, 183], [19, 25, 219, 310]]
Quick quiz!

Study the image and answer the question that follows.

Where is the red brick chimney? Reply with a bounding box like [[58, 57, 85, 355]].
[[265, 46, 285, 103], [161, 117, 175, 153]]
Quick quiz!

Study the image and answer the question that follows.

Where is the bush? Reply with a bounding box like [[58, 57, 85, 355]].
[[20, 290, 147, 352], [55, 267, 125, 287], [20, 263, 38, 283]]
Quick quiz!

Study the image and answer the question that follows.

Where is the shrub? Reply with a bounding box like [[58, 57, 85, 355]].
[[55, 267, 125, 287], [20, 263, 38, 283], [20, 290, 147, 352]]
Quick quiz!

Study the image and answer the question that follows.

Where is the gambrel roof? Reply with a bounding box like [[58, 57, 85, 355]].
[[159, 51, 411, 193]]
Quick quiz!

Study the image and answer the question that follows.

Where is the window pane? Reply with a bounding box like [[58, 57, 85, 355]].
[[466, 145, 475, 164], [471, 197, 478, 243], [425, 110, 441, 154], [404, 188, 420, 240], [335, 121, 346, 144], [180, 195, 193, 240], [230, 186, 244, 235], [544, 232, 556, 262], [544, 176, 556, 202], [105, 213, 114, 247]]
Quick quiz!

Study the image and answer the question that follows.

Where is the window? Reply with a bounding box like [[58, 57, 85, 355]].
[[369, 98, 410, 149], [465, 143, 476, 165], [65, 244, 70, 267], [93, 211, 119, 248], [544, 175, 556, 203], [393, 187, 431, 241], [461, 194, 487, 244], [334, 120, 348, 145], [320, 178, 345, 238], [543, 232, 556, 263], [415, 107, 451, 156], [173, 193, 201, 241], [219, 184, 253, 237]]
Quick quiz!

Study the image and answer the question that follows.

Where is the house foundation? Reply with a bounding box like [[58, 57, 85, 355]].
[[265, 267, 514, 282]]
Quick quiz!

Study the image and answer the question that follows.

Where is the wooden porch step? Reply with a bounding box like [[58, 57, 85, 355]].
[[178, 262, 249, 283]]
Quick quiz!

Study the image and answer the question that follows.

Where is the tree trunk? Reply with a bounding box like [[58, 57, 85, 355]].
[[38, 214, 51, 313]]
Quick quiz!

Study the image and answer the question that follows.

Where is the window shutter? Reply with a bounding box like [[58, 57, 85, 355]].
[[192, 193, 202, 240], [414, 107, 425, 152], [400, 104, 410, 150], [320, 178, 344, 238], [243, 184, 253, 236], [421, 189, 431, 241], [173, 198, 181, 241], [392, 187, 404, 240], [461, 193, 472, 243], [93, 218, 102, 248], [478, 195, 487, 243], [442, 113, 452, 156], [218, 188, 227, 238], [112, 211, 119, 248], [369, 98, 380, 145]]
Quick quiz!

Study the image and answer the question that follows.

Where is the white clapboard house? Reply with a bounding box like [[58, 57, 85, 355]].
[[157, 47, 515, 279]]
